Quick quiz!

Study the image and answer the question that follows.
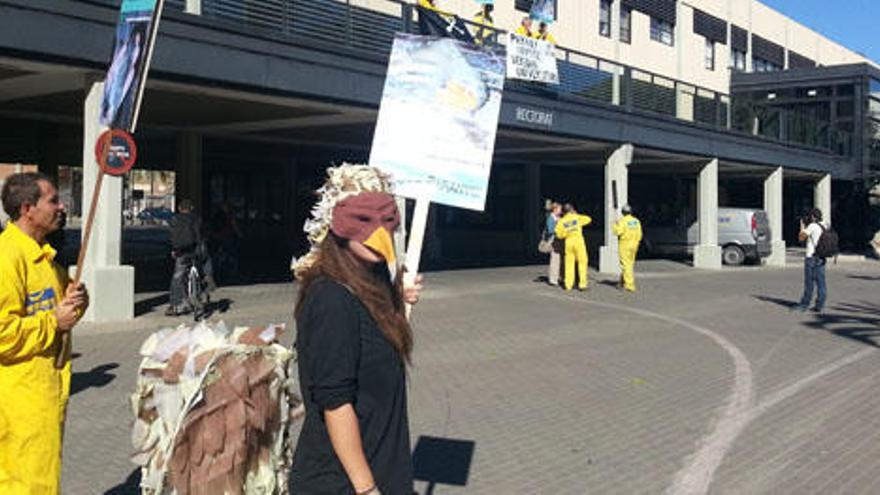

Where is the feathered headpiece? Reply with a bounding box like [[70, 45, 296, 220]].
[[292, 163, 396, 279]]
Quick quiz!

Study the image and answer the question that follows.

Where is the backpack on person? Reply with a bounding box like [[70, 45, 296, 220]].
[[814, 224, 840, 259]]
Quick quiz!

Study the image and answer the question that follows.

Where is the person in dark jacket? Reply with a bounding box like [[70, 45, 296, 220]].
[[290, 164, 424, 495], [166, 199, 213, 316]]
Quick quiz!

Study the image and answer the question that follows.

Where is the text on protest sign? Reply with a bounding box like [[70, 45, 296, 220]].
[[506, 33, 559, 85]]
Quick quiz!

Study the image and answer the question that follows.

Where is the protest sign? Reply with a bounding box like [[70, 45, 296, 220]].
[[369, 33, 505, 212], [369, 33, 505, 311], [506, 33, 559, 84], [100, 0, 165, 132], [530, 0, 555, 24], [59, 0, 164, 367]]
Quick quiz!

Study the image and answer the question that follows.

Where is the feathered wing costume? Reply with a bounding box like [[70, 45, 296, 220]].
[[131, 322, 301, 495]]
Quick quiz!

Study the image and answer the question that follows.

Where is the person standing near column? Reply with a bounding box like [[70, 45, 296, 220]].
[[555, 203, 592, 291], [0, 172, 89, 494], [544, 201, 562, 286], [612, 204, 643, 292], [793, 208, 828, 313]]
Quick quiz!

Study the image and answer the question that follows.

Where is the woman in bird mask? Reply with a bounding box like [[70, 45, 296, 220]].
[[290, 163, 423, 495]]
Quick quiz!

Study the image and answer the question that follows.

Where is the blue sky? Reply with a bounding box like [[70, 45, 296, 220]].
[[760, 0, 878, 63]]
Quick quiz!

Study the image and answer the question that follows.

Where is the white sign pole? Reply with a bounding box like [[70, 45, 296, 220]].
[[404, 194, 431, 319]]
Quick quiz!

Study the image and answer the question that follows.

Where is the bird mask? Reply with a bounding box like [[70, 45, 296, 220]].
[[330, 191, 401, 278]]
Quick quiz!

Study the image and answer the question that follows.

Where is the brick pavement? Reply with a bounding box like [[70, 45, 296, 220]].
[[61, 259, 880, 494]]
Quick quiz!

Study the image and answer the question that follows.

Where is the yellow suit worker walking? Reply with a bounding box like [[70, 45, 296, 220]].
[[554, 204, 592, 291], [612, 205, 643, 292]]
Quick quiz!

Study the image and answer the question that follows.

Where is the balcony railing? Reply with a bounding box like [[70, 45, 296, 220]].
[[91, 0, 851, 157]]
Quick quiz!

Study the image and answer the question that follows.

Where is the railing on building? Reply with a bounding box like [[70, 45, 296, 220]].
[[97, 0, 850, 158]]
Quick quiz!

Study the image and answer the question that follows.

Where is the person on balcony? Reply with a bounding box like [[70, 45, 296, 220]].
[[472, 3, 495, 45], [417, 0, 447, 15], [536, 22, 557, 45], [515, 16, 533, 38]]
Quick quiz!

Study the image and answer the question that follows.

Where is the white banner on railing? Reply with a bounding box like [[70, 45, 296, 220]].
[[506, 33, 559, 84]]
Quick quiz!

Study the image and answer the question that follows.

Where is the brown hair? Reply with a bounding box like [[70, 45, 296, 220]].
[[295, 233, 413, 363], [2, 172, 52, 221]]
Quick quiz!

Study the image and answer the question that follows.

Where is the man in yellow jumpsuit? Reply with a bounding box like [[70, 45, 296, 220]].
[[612, 204, 643, 292], [554, 204, 592, 291], [0, 172, 88, 494]]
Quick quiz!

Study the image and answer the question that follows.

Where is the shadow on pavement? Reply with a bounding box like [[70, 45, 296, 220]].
[[753, 294, 801, 309], [803, 301, 880, 348], [135, 294, 170, 317], [412, 435, 475, 495], [202, 298, 234, 320], [71, 363, 119, 396], [848, 274, 880, 281], [104, 468, 140, 495]]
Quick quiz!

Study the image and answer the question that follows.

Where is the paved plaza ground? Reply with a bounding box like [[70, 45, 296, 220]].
[[64, 257, 880, 494]]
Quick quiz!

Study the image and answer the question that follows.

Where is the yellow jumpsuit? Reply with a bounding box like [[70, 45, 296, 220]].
[[612, 214, 643, 292], [0, 223, 70, 495], [514, 25, 533, 38], [537, 32, 557, 45], [472, 13, 494, 45], [555, 213, 592, 290]]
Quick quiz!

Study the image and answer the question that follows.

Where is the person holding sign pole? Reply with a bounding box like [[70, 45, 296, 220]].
[[555, 203, 592, 291], [612, 204, 643, 292], [290, 164, 424, 495], [0, 172, 89, 495]]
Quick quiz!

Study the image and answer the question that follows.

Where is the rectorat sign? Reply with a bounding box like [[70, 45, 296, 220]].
[[516, 107, 554, 127]]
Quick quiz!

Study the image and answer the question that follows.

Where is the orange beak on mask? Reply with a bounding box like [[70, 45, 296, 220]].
[[331, 192, 401, 266]]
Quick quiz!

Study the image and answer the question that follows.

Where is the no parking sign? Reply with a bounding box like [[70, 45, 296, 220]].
[[94, 129, 137, 176]]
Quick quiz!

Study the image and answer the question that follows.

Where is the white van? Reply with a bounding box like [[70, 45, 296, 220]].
[[644, 208, 772, 265]]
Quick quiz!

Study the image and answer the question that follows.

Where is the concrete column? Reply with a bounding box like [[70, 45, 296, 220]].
[[676, 87, 694, 122], [693, 158, 722, 269], [184, 0, 202, 15], [815, 174, 831, 226], [79, 81, 135, 322], [176, 132, 204, 211], [763, 167, 785, 266], [610, 0, 622, 106], [599, 143, 633, 274]]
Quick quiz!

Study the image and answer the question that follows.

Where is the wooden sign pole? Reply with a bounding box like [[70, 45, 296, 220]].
[[55, 133, 110, 369]]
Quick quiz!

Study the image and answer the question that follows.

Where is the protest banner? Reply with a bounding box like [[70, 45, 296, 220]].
[[58, 0, 164, 367], [100, 0, 165, 132], [369, 33, 505, 302], [506, 33, 559, 84], [530, 0, 555, 24]]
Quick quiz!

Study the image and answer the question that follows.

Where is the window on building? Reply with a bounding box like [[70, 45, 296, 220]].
[[650, 17, 674, 46], [599, 0, 611, 37], [620, 7, 632, 44], [752, 57, 781, 73], [704, 39, 715, 70], [730, 49, 746, 71]]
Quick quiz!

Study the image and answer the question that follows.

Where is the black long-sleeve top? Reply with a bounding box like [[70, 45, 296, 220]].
[[290, 278, 413, 494]]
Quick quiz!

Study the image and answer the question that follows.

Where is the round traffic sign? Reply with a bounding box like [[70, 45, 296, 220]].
[[94, 129, 137, 176]]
